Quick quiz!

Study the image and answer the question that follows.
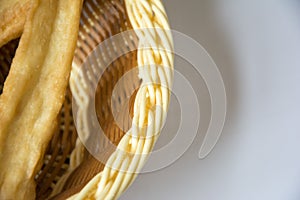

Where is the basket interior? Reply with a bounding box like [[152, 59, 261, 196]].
[[0, 0, 140, 199], [0, 38, 19, 95]]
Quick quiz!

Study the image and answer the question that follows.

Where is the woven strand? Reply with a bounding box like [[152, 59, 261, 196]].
[[67, 0, 173, 199]]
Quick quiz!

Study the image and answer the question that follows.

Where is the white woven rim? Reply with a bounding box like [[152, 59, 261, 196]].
[[66, 0, 174, 199]]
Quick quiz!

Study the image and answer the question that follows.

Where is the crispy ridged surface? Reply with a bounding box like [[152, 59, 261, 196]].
[[0, 0, 31, 47], [0, 0, 82, 199]]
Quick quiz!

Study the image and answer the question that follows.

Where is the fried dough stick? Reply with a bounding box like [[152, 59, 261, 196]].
[[0, 0, 82, 199], [0, 0, 31, 47]]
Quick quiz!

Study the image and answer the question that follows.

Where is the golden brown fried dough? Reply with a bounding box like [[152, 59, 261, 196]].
[[0, 0, 82, 199], [0, 0, 31, 47]]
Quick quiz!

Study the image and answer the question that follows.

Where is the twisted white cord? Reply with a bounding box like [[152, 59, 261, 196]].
[[68, 0, 173, 199]]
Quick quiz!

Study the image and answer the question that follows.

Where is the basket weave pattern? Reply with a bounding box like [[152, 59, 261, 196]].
[[0, 0, 173, 199]]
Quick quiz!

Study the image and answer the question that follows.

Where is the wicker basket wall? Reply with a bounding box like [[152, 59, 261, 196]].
[[0, 0, 173, 199]]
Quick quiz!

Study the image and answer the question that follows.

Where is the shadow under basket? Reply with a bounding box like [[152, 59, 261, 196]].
[[0, 0, 173, 199]]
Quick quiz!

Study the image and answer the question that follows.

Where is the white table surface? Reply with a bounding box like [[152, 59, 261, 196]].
[[121, 0, 300, 199]]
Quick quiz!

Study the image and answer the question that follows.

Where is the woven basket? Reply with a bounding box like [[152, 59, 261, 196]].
[[0, 0, 173, 199]]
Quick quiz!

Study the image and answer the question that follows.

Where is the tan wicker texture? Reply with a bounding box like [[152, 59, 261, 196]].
[[0, 0, 173, 199]]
